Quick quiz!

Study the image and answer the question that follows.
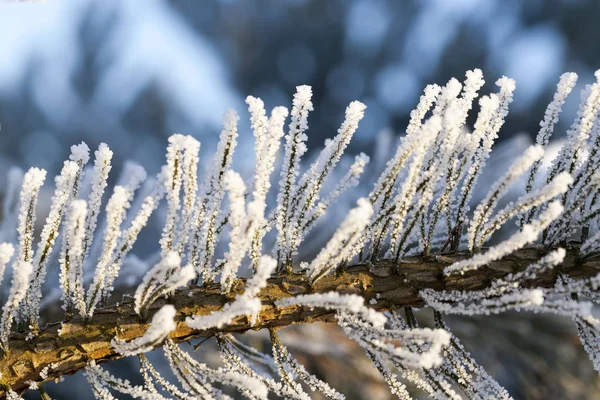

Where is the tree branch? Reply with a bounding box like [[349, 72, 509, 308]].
[[1, 246, 598, 396]]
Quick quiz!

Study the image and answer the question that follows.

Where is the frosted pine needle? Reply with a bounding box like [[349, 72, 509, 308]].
[[0, 244, 14, 290], [406, 84, 441, 137], [456, 77, 516, 228], [82, 143, 113, 260], [134, 252, 194, 318], [468, 144, 545, 251], [59, 200, 87, 317], [0, 262, 33, 350], [160, 134, 187, 256], [303, 153, 370, 237], [523, 72, 578, 199], [26, 160, 80, 332], [16, 168, 46, 263], [549, 70, 600, 181], [270, 329, 345, 400], [307, 198, 373, 283], [287, 100, 366, 261], [445, 201, 563, 275], [177, 136, 201, 255], [220, 170, 249, 292], [478, 172, 572, 248], [275, 85, 313, 267], [84, 360, 165, 400], [195, 109, 240, 283], [388, 116, 441, 258], [86, 185, 133, 318], [246, 95, 269, 193]]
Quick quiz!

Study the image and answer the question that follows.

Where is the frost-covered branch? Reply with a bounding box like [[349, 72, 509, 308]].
[[0, 247, 597, 395], [3, 69, 600, 399]]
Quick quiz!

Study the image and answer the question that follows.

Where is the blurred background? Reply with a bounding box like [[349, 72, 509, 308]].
[[2, 0, 600, 398]]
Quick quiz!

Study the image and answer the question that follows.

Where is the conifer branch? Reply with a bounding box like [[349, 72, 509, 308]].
[[0, 246, 596, 397]]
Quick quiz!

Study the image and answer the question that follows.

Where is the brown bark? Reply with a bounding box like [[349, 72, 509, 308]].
[[1, 246, 598, 396]]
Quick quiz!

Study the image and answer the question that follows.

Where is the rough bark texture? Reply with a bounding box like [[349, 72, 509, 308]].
[[1, 246, 598, 396]]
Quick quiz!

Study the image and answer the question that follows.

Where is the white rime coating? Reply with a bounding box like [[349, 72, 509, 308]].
[[503, 248, 566, 284], [98, 185, 135, 294], [545, 171, 600, 246], [307, 198, 373, 283], [134, 252, 194, 316], [160, 134, 186, 255], [422, 102, 465, 248], [428, 314, 514, 399], [303, 153, 370, 237], [479, 172, 573, 247], [246, 95, 269, 194], [0, 243, 14, 291], [244, 254, 277, 298], [160, 134, 200, 256], [217, 335, 308, 399], [454, 94, 498, 225], [275, 85, 313, 265], [582, 230, 600, 255], [445, 201, 563, 276], [111, 305, 177, 356], [286, 101, 366, 260], [388, 116, 441, 258], [69, 142, 90, 197], [102, 166, 146, 292], [276, 292, 386, 328], [438, 70, 486, 232], [70, 142, 91, 166], [122, 162, 147, 195], [270, 330, 345, 400], [186, 255, 276, 330], [115, 176, 166, 271], [549, 70, 600, 181], [523, 73, 577, 201], [323, 153, 369, 209], [186, 297, 262, 331], [406, 84, 441, 137], [59, 200, 88, 317], [248, 105, 289, 269], [265, 106, 289, 176], [83, 144, 113, 260], [370, 127, 429, 213], [86, 185, 133, 318], [368, 350, 413, 399], [84, 361, 167, 400], [17, 168, 46, 263], [418, 77, 462, 181], [165, 338, 269, 399], [0, 167, 24, 244], [139, 354, 195, 400], [339, 313, 451, 370], [26, 160, 80, 331], [468, 144, 545, 251], [195, 109, 240, 283], [421, 288, 545, 316], [456, 77, 516, 226], [0, 262, 33, 349], [219, 170, 249, 292], [176, 135, 201, 255], [5, 391, 21, 400]]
